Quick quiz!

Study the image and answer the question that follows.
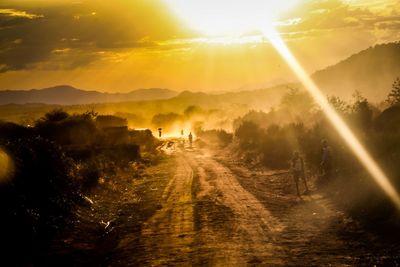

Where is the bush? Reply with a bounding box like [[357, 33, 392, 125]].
[[196, 129, 233, 148], [235, 121, 262, 150], [129, 129, 159, 151], [35, 111, 98, 146], [0, 110, 144, 264], [0, 137, 81, 264]]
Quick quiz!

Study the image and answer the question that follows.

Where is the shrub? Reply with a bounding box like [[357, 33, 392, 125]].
[[196, 129, 233, 148], [0, 137, 81, 264], [235, 121, 262, 150], [35, 110, 98, 146]]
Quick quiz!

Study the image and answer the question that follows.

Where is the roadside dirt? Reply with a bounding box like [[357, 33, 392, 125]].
[[43, 143, 400, 266]]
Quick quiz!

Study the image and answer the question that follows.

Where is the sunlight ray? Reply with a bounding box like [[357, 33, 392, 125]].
[[163, 0, 400, 209], [262, 26, 400, 209]]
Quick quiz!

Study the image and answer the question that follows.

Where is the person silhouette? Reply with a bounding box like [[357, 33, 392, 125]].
[[188, 132, 193, 147], [291, 151, 309, 197]]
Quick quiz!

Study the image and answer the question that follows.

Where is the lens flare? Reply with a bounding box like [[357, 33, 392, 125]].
[[0, 148, 13, 183], [262, 26, 400, 209]]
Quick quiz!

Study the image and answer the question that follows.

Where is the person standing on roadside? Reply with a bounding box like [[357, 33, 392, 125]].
[[292, 151, 310, 197]]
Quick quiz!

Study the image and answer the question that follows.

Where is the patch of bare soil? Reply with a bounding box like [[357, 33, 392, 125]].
[[42, 156, 176, 267], [215, 149, 400, 266], [122, 153, 195, 266], [188, 152, 286, 266]]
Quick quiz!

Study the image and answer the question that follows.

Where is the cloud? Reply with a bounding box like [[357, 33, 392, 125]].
[[276, 0, 400, 41], [0, 8, 43, 28], [0, 8, 42, 19], [0, 0, 398, 75], [0, 0, 193, 72]]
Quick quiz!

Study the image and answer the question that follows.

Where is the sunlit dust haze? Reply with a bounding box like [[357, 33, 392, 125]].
[[263, 27, 400, 209], [163, 0, 400, 208], [0, 0, 399, 93]]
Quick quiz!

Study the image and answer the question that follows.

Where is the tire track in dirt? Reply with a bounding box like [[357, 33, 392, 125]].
[[140, 153, 195, 266], [189, 152, 286, 265]]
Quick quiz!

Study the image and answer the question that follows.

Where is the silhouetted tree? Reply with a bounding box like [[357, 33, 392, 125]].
[[280, 87, 314, 114], [328, 96, 350, 115], [387, 77, 400, 106], [351, 92, 373, 131], [43, 109, 69, 122]]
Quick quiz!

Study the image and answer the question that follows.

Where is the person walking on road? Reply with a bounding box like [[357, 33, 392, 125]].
[[291, 151, 309, 197], [188, 132, 193, 147]]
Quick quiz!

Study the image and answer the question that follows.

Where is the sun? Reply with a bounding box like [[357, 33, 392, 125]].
[[165, 0, 400, 209], [165, 0, 299, 36]]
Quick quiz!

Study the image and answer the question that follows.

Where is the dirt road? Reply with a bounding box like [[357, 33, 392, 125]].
[[47, 144, 400, 266], [129, 146, 399, 266]]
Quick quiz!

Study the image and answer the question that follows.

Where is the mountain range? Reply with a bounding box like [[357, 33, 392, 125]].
[[0, 42, 399, 105], [0, 86, 178, 105], [313, 42, 400, 100]]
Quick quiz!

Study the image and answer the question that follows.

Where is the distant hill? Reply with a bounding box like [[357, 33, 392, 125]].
[[170, 85, 289, 110], [0, 85, 291, 125], [0, 85, 178, 105], [1, 42, 398, 106], [312, 42, 400, 101]]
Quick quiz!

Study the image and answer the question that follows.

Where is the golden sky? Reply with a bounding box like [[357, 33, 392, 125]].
[[0, 0, 399, 92]]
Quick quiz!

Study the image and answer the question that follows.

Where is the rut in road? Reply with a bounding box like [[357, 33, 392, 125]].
[[141, 153, 195, 265], [137, 148, 286, 266], [189, 152, 286, 265]]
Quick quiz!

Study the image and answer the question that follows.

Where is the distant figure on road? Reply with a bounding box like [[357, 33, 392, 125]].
[[158, 128, 162, 138], [291, 151, 309, 197], [181, 129, 184, 137], [188, 132, 193, 147], [320, 139, 332, 181]]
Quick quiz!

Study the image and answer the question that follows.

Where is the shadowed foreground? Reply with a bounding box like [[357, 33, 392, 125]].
[[46, 143, 400, 266]]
